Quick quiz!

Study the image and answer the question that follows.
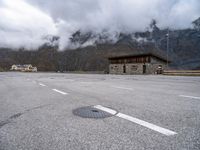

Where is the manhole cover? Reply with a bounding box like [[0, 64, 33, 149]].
[[73, 106, 116, 119]]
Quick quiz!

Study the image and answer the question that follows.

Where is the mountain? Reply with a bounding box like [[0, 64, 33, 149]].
[[55, 27, 200, 71], [0, 22, 200, 72]]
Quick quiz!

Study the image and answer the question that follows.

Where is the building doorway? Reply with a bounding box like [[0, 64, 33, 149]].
[[123, 65, 126, 73], [143, 65, 146, 74]]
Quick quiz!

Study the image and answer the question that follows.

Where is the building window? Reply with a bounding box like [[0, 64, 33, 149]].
[[131, 65, 138, 71]]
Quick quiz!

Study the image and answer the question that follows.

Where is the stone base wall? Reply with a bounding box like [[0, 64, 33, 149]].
[[109, 63, 145, 74], [109, 64, 124, 74], [125, 64, 144, 74], [109, 63, 166, 75], [148, 63, 167, 74]]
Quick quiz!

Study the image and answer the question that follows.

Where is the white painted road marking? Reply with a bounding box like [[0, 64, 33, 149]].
[[39, 83, 46, 87], [112, 86, 134, 91], [179, 95, 200, 100], [94, 105, 177, 136], [52, 89, 68, 95], [94, 105, 117, 115], [116, 113, 177, 136]]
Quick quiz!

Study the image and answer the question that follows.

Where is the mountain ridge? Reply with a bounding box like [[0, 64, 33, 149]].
[[0, 21, 200, 71]]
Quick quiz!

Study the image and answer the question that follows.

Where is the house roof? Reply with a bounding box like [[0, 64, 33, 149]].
[[108, 47, 171, 63], [14, 64, 32, 68]]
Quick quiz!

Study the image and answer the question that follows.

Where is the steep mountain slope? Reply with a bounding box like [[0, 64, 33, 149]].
[[63, 27, 200, 70], [0, 27, 200, 71]]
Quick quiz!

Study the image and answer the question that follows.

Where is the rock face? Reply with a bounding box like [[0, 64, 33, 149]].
[[150, 28, 200, 69], [65, 27, 200, 70], [0, 27, 200, 71]]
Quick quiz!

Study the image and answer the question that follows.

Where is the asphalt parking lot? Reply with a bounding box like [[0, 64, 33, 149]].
[[0, 72, 200, 150]]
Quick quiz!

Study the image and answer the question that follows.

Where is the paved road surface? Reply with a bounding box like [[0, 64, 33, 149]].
[[0, 72, 200, 150]]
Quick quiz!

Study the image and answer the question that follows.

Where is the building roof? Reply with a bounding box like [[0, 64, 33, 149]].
[[14, 64, 32, 68], [108, 47, 171, 63]]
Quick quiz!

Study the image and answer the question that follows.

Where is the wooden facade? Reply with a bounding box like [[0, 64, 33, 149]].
[[109, 55, 151, 64]]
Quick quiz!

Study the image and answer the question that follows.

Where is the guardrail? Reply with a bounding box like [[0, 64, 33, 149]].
[[163, 70, 200, 76]]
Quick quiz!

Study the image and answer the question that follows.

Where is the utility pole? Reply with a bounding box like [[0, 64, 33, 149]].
[[166, 28, 169, 69]]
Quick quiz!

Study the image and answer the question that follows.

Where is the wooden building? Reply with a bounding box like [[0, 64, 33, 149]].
[[108, 53, 169, 75]]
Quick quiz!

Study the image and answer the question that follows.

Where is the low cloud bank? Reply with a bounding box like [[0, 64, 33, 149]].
[[0, 0, 200, 50]]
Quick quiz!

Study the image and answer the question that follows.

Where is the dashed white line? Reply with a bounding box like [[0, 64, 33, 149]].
[[94, 105, 177, 136], [111, 86, 134, 91], [52, 89, 68, 95], [39, 83, 46, 87], [179, 95, 200, 100]]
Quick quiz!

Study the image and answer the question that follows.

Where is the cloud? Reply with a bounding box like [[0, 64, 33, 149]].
[[0, 0, 200, 50], [0, 0, 57, 49]]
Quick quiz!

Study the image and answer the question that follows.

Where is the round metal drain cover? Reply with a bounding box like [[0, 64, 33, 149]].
[[73, 106, 115, 119]]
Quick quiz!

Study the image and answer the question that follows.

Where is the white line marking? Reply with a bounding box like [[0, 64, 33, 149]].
[[94, 105, 177, 136], [112, 86, 134, 91], [116, 113, 177, 136], [39, 83, 46, 87], [52, 89, 68, 95], [94, 105, 117, 115], [179, 95, 200, 100]]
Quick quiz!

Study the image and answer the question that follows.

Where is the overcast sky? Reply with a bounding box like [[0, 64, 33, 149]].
[[0, 0, 200, 49]]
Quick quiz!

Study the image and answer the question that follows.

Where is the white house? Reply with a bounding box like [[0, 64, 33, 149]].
[[11, 64, 37, 72]]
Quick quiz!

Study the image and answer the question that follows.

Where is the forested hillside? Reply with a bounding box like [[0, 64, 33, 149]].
[[1, 20, 200, 72]]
